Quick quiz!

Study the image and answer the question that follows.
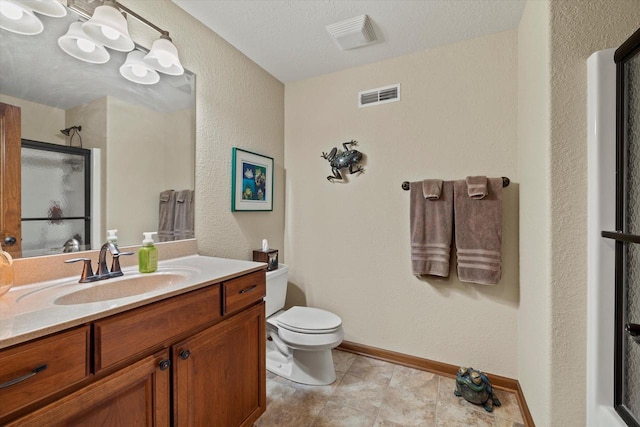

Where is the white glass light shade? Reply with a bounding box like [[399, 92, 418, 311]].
[[82, 2, 133, 52], [17, 0, 66, 18], [144, 36, 184, 76], [0, 0, 43, 35], [120, 50, 159, 85], [58, 22, 110, 64]]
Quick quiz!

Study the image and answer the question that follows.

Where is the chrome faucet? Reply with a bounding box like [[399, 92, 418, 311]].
[[66, 241, 134, 283]]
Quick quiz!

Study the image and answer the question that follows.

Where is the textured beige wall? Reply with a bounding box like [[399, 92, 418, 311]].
[[123, 0, 285, 261], [106, 98, 194, 245], [0, 94, 65, 145], [517, 1, 552, 424], [546, 1, 640, 425], [285, 30, 519, 377]]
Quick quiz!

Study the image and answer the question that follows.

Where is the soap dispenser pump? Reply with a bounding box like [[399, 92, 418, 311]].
[[138, 232, 158, 273], [107, 229, 118, 247]]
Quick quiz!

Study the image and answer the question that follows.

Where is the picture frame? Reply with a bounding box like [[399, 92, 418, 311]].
[[231, 147, 274, 212]]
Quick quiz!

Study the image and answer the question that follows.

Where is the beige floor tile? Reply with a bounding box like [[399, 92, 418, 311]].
[[347, 355, 396, 384], [312, 400, 376, 427], [372, 417, 408, 427], [435, 401, 495, 427], [331, 373, 389, 414], [377, 385, 437, 426], [258, 353, 526, 427], [491, 389, 524, 424], [390, 365, 439, 394], [333, 349, 357, 373], [494, 417, 525, 427]]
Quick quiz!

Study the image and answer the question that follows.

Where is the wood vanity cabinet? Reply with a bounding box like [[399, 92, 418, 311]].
[[6, 350, 171, 427], [1, 269, 266, 426], [174, 302, 266, 426]]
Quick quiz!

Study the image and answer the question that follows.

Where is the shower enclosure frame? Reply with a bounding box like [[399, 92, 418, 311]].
[[609, 27, 640, 427], [21, 139, 92, 254]]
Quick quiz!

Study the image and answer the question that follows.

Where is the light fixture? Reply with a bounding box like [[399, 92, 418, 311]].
[[82, 0, 133, 52], [326, 15, 377, 51], [119, 50, 159, 85], [60, 125, 83, 148], [144, 33, 183, 76], [0, 0, 43, 35], [58, 22, 110, 64], [17, 0, 66, 18], [67, 0, 185, 82]]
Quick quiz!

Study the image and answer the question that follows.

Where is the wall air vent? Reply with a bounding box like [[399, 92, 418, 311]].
[[358, 84, 400, 108]]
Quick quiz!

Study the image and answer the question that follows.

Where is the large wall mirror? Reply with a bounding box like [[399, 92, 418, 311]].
[[0, 3, 196, 259]]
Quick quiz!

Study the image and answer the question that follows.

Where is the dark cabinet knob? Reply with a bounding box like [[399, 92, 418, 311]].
[[180, 350, 191, 360], [159, 359, 171, 371], [4, 236, 16, 246]]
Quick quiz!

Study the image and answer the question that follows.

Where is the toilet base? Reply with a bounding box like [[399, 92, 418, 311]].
[[266, 340, 337, 386]]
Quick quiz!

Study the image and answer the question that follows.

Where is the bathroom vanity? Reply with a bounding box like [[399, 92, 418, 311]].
[[0, 253, 266, 426]]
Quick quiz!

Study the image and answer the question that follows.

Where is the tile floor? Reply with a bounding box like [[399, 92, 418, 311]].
[[255, 350, 525, 427]]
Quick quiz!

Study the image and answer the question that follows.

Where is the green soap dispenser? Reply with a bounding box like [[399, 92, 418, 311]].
[[138, 232, 158, 273]]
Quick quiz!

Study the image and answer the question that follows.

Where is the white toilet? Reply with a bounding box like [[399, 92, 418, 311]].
[[265, 264, 344, 385]]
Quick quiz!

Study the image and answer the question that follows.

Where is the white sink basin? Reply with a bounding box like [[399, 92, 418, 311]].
[[54, 272, 188, 305]]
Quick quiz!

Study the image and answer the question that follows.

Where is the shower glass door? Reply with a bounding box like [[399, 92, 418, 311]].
[[610, 27, 640, 427], [21, 140, 91, 257]]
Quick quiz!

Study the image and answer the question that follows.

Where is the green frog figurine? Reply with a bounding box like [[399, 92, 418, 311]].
[[454, 367, 501, 412]]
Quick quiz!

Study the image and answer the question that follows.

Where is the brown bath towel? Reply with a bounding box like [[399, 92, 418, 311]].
[[174, 190, 195, 240], [158, 190, 176, 242], [410, 180, 453, 277], [453, 178, 502, 285]]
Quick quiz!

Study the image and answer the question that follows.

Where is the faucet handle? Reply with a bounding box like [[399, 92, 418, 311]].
[[110, 251, 135, 277], [65, 258, 97, 283]]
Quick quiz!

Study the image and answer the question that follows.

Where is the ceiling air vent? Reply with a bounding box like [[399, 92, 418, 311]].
[[358, 84, 400, 108]]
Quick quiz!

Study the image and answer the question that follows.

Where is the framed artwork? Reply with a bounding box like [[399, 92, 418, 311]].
[[231, 147, 274, 211]]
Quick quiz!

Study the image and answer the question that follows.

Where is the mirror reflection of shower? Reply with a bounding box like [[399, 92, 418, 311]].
[[21, 140, 92, 257], [60, 125, 83, 148]]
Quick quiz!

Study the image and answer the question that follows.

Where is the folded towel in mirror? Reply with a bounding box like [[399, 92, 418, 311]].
[[466, 176, 488, 199]]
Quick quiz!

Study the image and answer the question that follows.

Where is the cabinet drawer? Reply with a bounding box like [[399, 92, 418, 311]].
[[0, 326, 89, 418], [223, 270, 266, 315], [94, 285, 220, 371]]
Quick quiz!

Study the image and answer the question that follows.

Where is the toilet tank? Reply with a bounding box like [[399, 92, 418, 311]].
[[265, 264, 288, 317]]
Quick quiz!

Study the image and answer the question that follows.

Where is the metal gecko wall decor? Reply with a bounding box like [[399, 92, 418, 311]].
[[320, 140, 364, 182]]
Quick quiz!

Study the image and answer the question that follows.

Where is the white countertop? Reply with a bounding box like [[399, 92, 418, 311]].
[[0, 255, 266, 350]]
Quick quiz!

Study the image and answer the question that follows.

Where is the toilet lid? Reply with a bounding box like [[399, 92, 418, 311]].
[[276, 306, 342, 333]]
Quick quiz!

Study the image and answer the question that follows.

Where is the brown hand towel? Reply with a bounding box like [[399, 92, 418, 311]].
[[409, 180, 453, 277], [422, 179, 443, 200], [453, 178, 502, 285], [158, 190, 176, 242], [466, 176, 488, 199]]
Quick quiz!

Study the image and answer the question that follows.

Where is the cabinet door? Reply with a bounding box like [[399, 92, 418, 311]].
[[8, 351, 171, 427], [174, 302, 266, 427]]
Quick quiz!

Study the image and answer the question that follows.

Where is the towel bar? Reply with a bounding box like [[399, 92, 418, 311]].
[[401, 177, 510, 191]]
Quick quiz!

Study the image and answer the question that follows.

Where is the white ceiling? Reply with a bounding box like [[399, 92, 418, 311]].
[[171, 0, 526, 83]]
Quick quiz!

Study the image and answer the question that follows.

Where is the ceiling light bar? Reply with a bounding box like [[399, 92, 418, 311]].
[[68, 0, 184, 77]]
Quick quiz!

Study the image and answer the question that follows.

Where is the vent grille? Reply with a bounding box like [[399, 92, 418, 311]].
[[358, 84, 400, 108]]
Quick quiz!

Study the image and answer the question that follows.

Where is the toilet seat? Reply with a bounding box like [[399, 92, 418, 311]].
[[275, 306, 342, 334]]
